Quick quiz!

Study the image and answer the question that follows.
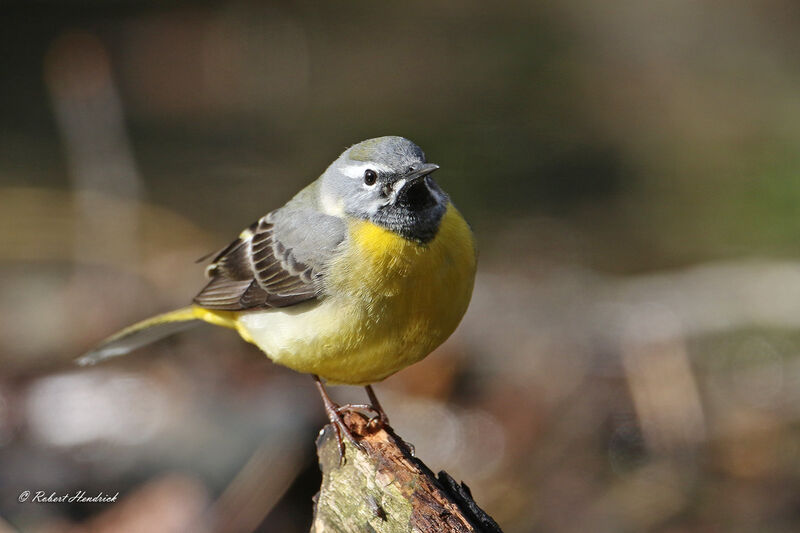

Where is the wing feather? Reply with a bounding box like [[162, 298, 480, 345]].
[[193, 202, 344, 311]]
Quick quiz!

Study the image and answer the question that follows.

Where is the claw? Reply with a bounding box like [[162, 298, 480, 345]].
[[335, 403, 382, 418]]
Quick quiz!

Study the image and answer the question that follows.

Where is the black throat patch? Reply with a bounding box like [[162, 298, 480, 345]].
[[370, 182, 448, 244]]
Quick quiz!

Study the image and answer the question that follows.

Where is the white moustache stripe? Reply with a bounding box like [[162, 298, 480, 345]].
[[387, 178, 406, 204]]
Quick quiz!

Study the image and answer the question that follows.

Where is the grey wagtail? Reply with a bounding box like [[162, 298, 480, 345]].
[[78, 136, 477, 447]]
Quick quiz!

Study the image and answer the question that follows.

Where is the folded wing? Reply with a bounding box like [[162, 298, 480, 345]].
[[194, 204, 345, 310]]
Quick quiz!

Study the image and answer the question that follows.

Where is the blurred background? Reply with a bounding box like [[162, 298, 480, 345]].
[[3, 1, 800, 531]]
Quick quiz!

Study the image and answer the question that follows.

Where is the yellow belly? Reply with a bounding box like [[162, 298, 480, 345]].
[[229, 203, 477, 385]]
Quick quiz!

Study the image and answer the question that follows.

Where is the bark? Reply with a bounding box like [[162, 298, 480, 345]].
[[311, 411, 503, 533]]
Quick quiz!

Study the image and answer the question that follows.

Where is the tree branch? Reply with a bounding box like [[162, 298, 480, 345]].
[[311, 411, 503, 533]]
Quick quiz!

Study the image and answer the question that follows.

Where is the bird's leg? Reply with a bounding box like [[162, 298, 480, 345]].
[[313, 375, 363, 461], [365, 385, 390, 427]]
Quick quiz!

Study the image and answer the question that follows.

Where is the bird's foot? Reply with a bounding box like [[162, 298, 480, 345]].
[[313, 377, 365, 464], [334, 403, 388, 434], [335, 403, 382, 419]]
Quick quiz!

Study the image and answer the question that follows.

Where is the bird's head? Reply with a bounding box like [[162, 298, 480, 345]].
[[320, 136, 448, 243]]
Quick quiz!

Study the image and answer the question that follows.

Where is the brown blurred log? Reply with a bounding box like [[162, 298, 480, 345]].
[[311, 411, 503, 533]]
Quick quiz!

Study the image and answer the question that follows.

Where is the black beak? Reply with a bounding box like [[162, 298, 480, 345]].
[[404, 163, 440, 183]]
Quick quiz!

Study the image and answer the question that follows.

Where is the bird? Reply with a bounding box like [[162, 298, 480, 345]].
[[78, 136, 477, 451]]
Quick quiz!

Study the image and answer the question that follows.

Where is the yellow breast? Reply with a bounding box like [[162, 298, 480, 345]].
[[234, 203, 477, 385], [336, 203, 476, 324]]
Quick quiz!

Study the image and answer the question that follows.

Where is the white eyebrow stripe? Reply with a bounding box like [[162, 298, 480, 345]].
[[340, 162, 392, 179]]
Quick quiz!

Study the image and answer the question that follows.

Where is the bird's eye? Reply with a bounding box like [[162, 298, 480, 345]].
[[364, 169, 377, 186]]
